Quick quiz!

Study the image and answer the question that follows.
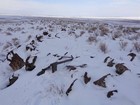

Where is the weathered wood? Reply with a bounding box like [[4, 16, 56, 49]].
[[77, 64, 87, 68], [51, 62, 57, 73], [37, 69, 46, 76], [66, 65, 77, 71], [37, 56, 74, 76], [66, 79, 77, 96], [25, 56, 37, 71], [66, 64, 87, 71], [93, 74, 110, 88]]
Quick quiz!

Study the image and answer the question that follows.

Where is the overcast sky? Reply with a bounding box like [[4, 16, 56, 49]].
[[0, 0, 140, 17]]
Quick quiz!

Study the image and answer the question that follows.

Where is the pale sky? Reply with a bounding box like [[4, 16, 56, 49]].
[[0, 0, 140, 17]]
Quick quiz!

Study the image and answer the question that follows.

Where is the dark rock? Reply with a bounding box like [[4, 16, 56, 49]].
[[37, 69, 46, 76], [128, 53, 136, 61], [115, 63, 129, 75], [25, 56, 37, 71], [61, 28, 66, 31], [104, 56, 110, 63], [7, 75, 18, 87], [107, 59, 115, 67], [26, 40, 36, 51], [90, 56, 94, 58], [107, 90, 118, 98], [36, 35, 43, 42], [84, 72, 91, 84], [43, 31, 48, 35]]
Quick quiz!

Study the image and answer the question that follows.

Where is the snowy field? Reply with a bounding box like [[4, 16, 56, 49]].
[[0, 16, 140, 105]]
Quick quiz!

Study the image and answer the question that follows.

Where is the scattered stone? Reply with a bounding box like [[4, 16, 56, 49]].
[[25, 56, 37, 71], [93, 74, 111, 88], [90, 56, 94, 58], [55, 33, 60, 38], [37, 66, 50, 76], [115, 63, 129, 75], [61, 28, 66, 31], [104, 56, 110, 63], [26, 40, 36, 51], [53, 54, 58, 57], [107, 90, 118, 98], [64, 52, 68, 55], [128, 53, 136, 61], [78, 64, 87, 68], [75, 56, 80, 59], [48, 34, 51, 37], [7, 75, 18, 87], [47, 53, 51, 56], [43, 31, 48, 35], [137, 73, 140, 78], [66, 65, 77, 71], [107, 59, 115, 67], [36, 35, 43, 42], [66, 64, 87, 71], [84, 72, 91, 84]]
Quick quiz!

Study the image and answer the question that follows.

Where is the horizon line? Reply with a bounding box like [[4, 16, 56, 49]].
[[0, 14, 140, 20]]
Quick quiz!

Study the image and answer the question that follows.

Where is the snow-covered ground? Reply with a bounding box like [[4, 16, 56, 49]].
[[0, 16, 140, 105]]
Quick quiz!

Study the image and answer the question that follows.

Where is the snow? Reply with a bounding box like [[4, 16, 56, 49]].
[[0, 16, 140, 105]]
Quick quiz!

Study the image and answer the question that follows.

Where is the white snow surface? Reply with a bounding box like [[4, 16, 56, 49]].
[[0, 16, 140, 105]]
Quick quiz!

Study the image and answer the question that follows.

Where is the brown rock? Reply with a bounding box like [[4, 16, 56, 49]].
[[115, 63, 129, 75], [84, 72, 91, 84], [93, 74, 111, 88], [7, 51, 24, 71]]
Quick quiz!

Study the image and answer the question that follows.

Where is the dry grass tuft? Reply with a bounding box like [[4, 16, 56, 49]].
[[99, 42, 108, 53], [119, 41, 128, 51], [133, 42, 140, 53], [87, 36, 97, 43]]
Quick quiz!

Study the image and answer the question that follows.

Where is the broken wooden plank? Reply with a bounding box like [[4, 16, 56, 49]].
[[66, 79, 78, 96], [37, 56, 74, 76]]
